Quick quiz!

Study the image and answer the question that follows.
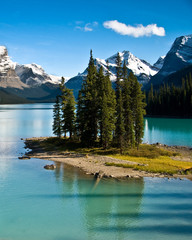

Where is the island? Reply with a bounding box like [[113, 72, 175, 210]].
[[24, 137, 192, 180]]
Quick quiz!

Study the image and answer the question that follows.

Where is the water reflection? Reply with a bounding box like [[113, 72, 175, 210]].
[[144, 117, 192, 146], [54, 163, 144, 240], [0, 104, 192, 239]]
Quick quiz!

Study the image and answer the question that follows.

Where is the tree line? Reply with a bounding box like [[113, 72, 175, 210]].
[[146, 73, 192, 117], [53, 50, 146, 152]]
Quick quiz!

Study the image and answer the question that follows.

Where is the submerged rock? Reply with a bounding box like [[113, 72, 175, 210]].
[[18, 155, 30, 160], [44, 164, 56, 170]]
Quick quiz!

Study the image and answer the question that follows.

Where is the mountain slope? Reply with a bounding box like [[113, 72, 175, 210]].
[[153, 56, 165, 69], [0, 46, 63, 103], [0, 46, 29, 89], [15, 63, 61, 87], [161, 64, 192, 87], [66, 50, 159, 97], [0, 88, 31, 104], [149, 34, 192, 87]]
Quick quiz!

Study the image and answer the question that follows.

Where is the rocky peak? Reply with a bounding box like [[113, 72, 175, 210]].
[[0, 46, 27, 89], [149, 34, 192, 87], [153, 56, 165, 70], [15, 63, 61, 87]]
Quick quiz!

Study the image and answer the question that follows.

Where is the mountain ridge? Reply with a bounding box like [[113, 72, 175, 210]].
[[66, 50, 162, 97], [149, 34, 192, 87]]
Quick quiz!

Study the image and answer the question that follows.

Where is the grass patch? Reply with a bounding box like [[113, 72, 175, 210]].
[[105, 155, 192, 175], [29, 137, 191, 175], [123, 144, 179, 159]]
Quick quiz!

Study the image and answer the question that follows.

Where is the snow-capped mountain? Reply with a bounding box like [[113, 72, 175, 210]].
[[106, 51, 158, 83], [15, 63, 61, 87], [66, 50, 160, 97], [0, 46, 62, 103], [153, 56, 165, 70], [0, 46, 28, 89], [150, 34, 192, 86], [79, 51, 158, 84], [0, 46, 61, 89]]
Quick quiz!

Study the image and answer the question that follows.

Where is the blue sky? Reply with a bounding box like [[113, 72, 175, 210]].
[[0, 0, 191, 77]]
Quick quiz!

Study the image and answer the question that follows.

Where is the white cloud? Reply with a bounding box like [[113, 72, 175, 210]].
[[103, 20, 165, 37], [75, 22, 98, 32]]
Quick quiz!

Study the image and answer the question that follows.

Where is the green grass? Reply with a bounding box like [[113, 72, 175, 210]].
[[31, 137, 192, 175], [105, 155, 192, 175]]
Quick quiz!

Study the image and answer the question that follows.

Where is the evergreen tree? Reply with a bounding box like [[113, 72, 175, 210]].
[[97, 66, 116, 149], [116, 89, 125, 153], [114, 55, 125, 152], [122, 62, 135, 147], [52, 96, 62, 138], [62, 89, 76, 139], [131, 72, 146, 149], [60, 77, 68, 137], [76, 90, 84, 140], [60, 76, 76, 138], [78, 50, 98, 146], [115, 52, 122, 95]]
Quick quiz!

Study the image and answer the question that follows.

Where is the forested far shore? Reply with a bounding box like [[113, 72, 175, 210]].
[[146, 73, 192, 117]]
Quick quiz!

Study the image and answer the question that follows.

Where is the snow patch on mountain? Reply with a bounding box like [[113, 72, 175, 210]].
[[0, 46, 6, 56], [149, 34, 192, 86], [67, 50, 160, 93], [153, 56, 165, 69], [0, 46, 28, 89], [15, 63, 62, 87], [105, 51, 158, 84], [0, 46, 16, 73]]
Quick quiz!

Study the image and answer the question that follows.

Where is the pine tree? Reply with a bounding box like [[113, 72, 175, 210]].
[[97, 66, 116, 149], [122, 62, 135, 147], [116, 88, 125, 153], [52, 96, 62, 138], [114, 54, 125, 152], [78, 50, 98, 146], [62, 89, 76, 139], [131, 72, 146, 149], [76, 90, 84, 140], [60, 76, 76, 138], [115, 52, 122, 95]]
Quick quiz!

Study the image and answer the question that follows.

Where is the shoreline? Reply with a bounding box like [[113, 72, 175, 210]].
[[24, 137, 192, 181]]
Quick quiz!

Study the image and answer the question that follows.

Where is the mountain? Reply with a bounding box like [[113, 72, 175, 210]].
[[160, 64, 192, 87], [153, 56, 165, 69], [15, 63, 61, 87], [149, 34, 192, 87], [0, 46, 28, 90], [0, 46, 62, 103], [66, 51, 159, 98], [0, 88, 31, 104]]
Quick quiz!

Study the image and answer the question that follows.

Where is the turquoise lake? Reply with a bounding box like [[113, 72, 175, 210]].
[[0, 104, 192, 240]]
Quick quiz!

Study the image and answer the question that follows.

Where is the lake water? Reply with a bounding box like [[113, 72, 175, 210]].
[[0, 104, 192, 240]]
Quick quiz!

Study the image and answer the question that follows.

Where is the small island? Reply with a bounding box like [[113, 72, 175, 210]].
[[24, 51, 192, 181], [25, 137, 192, 180]]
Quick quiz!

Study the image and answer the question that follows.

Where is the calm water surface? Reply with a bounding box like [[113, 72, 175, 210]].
[[0, 104, 192, 240]]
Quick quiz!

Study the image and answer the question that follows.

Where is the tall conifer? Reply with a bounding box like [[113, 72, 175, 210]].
[[52, 96, 62, 138], [62, 89, 76, 139], [115, 53, 125, 152], [97, 66, 116, 149], [122, 61, 135, 147], [78, 50, 98, 146], [131, 72, 146, 149], [60, 76, 76, 138]]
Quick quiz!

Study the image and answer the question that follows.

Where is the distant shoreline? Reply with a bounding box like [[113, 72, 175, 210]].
[[145, 115, 192, 119], [24, 137, 192, 181]]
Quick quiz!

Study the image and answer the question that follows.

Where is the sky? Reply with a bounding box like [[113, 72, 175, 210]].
[[0, 0, 191, 78]]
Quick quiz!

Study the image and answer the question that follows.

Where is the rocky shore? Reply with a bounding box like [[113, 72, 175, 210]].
[[24, 137, 192, 180]]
